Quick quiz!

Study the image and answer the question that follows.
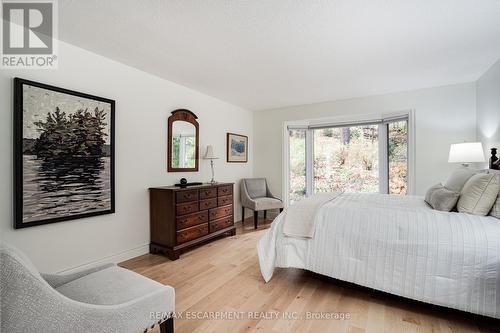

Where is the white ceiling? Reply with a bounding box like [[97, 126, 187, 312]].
[[59, 0, 500, 111]]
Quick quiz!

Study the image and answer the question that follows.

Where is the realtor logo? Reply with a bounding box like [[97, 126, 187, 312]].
[[1, 0, 58, 68]]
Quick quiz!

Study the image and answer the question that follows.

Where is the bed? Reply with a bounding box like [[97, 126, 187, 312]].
[[257, 192, 500, 319]]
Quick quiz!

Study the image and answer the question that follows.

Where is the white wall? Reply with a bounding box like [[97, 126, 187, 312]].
[[0, 41, 253, 272], [254, 83, 477, 197], [477, 59, 500, 163]]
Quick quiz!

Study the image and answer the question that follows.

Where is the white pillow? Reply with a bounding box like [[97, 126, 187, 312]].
[[443, 169, 477, 192], [491, 194, 500, 219], [457, 174, 500, 216], [487, 171, 500, 219]]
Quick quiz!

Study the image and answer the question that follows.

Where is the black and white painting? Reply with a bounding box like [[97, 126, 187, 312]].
[[14, 78, 115, 228]]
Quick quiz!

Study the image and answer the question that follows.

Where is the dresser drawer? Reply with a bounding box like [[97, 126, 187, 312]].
[[199, 188, 217, 199], [176, 190, 198, 203], [199, 198, 217, 210], [176, 211, 208, 230], [177, 223, 208, 244], [176, 201, 198, 216], [209, 215, 233, 233], [217, 185, 232, 197], [217, 195, 233, 207], [209, 204, 233, 220]]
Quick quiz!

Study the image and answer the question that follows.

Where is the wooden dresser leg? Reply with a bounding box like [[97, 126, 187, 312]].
[[254, 211, 258, 229], [166, 249, 180, 261]]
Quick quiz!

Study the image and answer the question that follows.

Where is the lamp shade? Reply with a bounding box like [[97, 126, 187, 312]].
[[448, 142, 485, 163], [203, 145, 218, 159]]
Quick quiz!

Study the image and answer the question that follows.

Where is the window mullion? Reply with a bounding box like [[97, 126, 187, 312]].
[[378, 124, 389, 194], [305, 129, 314, 197]]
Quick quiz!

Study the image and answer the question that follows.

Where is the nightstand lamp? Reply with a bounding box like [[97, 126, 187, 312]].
[[448, 142, 485, 167]]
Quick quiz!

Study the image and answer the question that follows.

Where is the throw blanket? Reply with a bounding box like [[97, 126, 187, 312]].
[[282, 192, 340, 239]]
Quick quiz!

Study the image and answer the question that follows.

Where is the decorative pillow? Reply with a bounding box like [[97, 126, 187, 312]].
[[457, 174, 500, 215], [425, 184, 441, 203], [425, 183, 460, 212], [488, 172, 500, 219], [443, 169, 477, 192], [490, 194, 500, 219]]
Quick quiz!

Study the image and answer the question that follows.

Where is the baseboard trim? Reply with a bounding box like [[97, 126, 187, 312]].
[[56, 214, 278, 274], [57, 244, 150, 274]]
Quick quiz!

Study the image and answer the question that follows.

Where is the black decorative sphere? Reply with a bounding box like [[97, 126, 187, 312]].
[[180, 178, 188, 185]]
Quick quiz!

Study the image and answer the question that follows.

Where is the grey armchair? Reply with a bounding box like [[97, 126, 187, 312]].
[[240, 178, 284, 229], [0, 243, 175, 333]]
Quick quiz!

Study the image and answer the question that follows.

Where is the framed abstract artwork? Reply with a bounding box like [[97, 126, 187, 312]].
[[226, 132, 248, 163], [14, 78, 115, 229]]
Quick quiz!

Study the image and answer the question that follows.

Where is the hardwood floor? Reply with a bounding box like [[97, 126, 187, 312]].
[[120, 216, 500, 333]]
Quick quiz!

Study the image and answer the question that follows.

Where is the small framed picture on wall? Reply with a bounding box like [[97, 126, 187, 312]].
[[226, 132, 248, 163]]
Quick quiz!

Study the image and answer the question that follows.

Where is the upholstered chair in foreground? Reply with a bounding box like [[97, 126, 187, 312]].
[[0, 243, 175, 333], [240, 178, 284, 229]]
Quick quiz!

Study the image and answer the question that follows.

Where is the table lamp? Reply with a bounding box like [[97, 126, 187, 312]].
[[448, 142, 485, 167], [203, 145, 219, 184]]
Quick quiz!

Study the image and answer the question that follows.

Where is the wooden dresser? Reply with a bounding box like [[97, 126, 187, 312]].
[[149, 183, 235, 260]]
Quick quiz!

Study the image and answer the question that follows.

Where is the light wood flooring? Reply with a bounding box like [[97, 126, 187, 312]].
[[120, 217, 500, 333]]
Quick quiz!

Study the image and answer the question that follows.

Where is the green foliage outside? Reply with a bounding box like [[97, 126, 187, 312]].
[[33, 107, 108, 158], [289, 121, 408, 202], [289, 130, 306, 203], [172, 137, 180, 167], [172, 136, 196, 168], [313, 126, 379, 194], [388, 121, 408, 195]]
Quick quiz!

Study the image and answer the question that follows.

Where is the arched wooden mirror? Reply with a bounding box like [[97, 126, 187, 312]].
[[167, 109, 199, 172]]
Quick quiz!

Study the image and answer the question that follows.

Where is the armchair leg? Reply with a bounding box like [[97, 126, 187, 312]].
[[280, 208, 283, 213], [264, 210, 267, 220], [242, 206, 245, 225], [254, 210, 258, 229], [160, 317, 174, 333]]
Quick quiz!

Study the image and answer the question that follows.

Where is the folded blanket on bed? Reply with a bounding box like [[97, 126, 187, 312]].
[[282, 192, 341, 239]]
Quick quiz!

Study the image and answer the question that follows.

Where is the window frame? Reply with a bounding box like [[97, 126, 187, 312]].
[[283, 110, 415, 206]]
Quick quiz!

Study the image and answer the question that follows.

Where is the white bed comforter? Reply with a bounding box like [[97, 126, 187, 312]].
[[257, 193, 500, 318]]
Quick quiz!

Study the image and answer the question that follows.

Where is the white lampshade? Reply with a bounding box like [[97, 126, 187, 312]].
[[448, 142, 485, 163], [203, 145, 218, 159]]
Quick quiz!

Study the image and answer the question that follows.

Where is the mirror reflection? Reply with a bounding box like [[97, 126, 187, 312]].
[[171, 120, 196, 169]]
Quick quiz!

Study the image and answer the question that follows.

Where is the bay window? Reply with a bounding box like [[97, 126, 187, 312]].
[[285, 112, 414, 205]]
